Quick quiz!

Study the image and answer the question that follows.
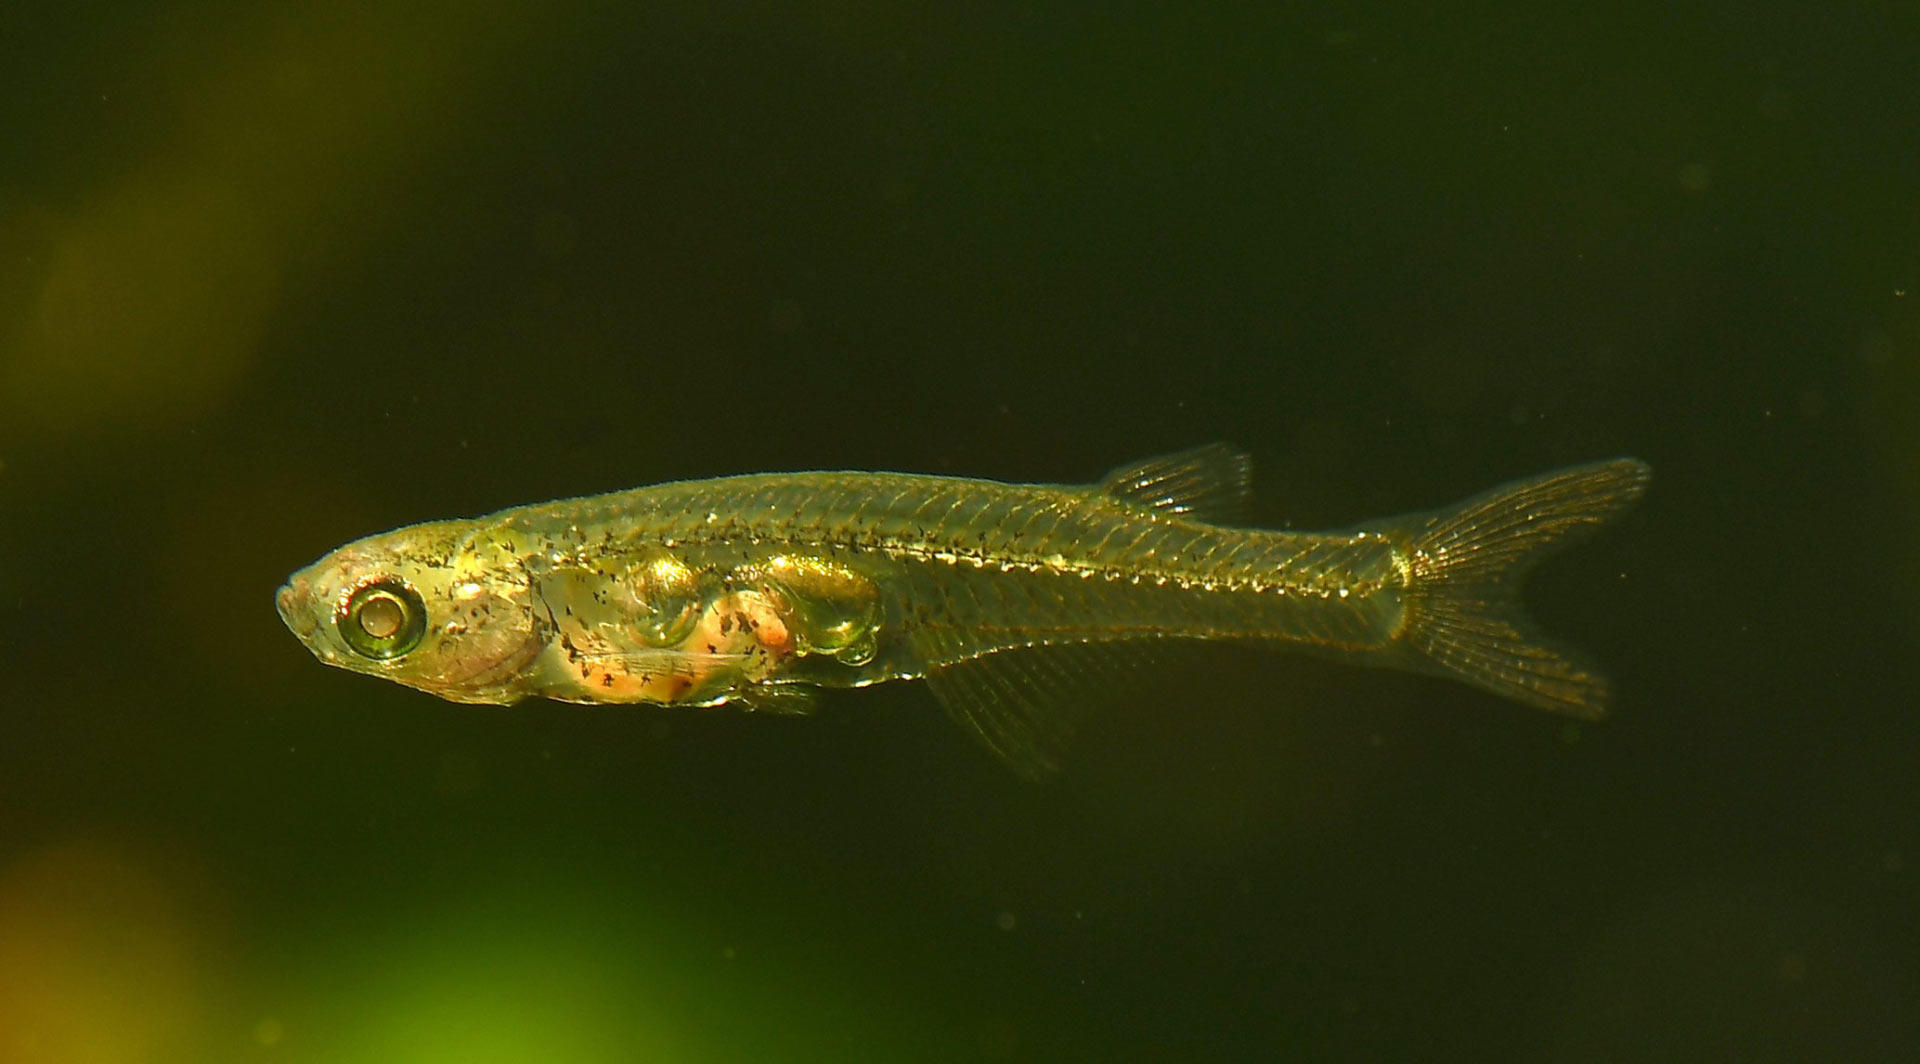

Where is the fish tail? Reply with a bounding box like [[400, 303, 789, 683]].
[[1381, 458, 1651, 718]]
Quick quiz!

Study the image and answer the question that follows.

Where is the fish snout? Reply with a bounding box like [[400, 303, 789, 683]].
[[275, 581, 303, 630]]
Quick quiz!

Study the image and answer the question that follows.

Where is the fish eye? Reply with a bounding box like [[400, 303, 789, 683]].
[[338, 579, 427, 660]]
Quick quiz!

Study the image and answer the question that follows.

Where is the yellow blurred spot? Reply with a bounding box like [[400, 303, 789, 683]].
[[7, 172, 279, 433], [255, 1016, 286, 1046], [0, 840, 206, 1064], [2, 0, 569, 438]]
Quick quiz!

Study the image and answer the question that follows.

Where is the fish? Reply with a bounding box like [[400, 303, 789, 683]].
[[276, 445, 1650, 776]]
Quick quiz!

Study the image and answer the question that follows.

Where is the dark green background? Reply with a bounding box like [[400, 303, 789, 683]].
[[3, 2, 1916, 1060]]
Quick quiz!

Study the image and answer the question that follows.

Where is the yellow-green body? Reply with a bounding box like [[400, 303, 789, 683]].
[[277, 446, 1649, 775]]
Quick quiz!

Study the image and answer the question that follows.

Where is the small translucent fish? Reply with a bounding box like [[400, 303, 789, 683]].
[[277, 446, 1650, 776]]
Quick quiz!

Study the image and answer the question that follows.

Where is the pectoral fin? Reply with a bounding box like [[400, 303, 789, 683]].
[[735, 683, 822, 715]]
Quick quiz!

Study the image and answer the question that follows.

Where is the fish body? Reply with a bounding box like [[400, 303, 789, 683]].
[[277, 446, 1650, 775]]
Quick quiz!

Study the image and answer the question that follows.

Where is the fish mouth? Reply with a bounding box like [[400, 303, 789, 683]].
[[276, 579, 343, 665], [275, 581, 323, 648]]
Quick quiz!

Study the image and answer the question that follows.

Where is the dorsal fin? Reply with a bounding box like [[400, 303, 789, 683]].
[[1097, 443, 1253, 525]]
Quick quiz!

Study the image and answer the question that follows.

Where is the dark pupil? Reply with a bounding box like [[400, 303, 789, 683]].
[[358, 595, 406, 639]]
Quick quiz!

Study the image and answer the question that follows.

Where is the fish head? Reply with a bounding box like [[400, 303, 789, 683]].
[[276, 519, 543, 703]]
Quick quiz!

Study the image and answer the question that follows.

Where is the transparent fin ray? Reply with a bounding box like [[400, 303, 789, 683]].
[[1097, 443, 1254, 525], [1378, 458, 1652, 718], [735, 683, 822, 715], [920, 638, 1152, 779]]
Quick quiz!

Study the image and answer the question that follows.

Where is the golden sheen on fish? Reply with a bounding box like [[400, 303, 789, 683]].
[[277, 446, 1650, 776]]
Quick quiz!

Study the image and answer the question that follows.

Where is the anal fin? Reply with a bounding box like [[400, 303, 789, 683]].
[[923, 641, 1148, 779]]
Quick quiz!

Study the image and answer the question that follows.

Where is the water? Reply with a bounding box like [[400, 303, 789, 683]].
[[2, 2, 1915, 1060]]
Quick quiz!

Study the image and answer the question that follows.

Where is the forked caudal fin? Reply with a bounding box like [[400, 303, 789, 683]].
[[1379, 458, 1651, 719]]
